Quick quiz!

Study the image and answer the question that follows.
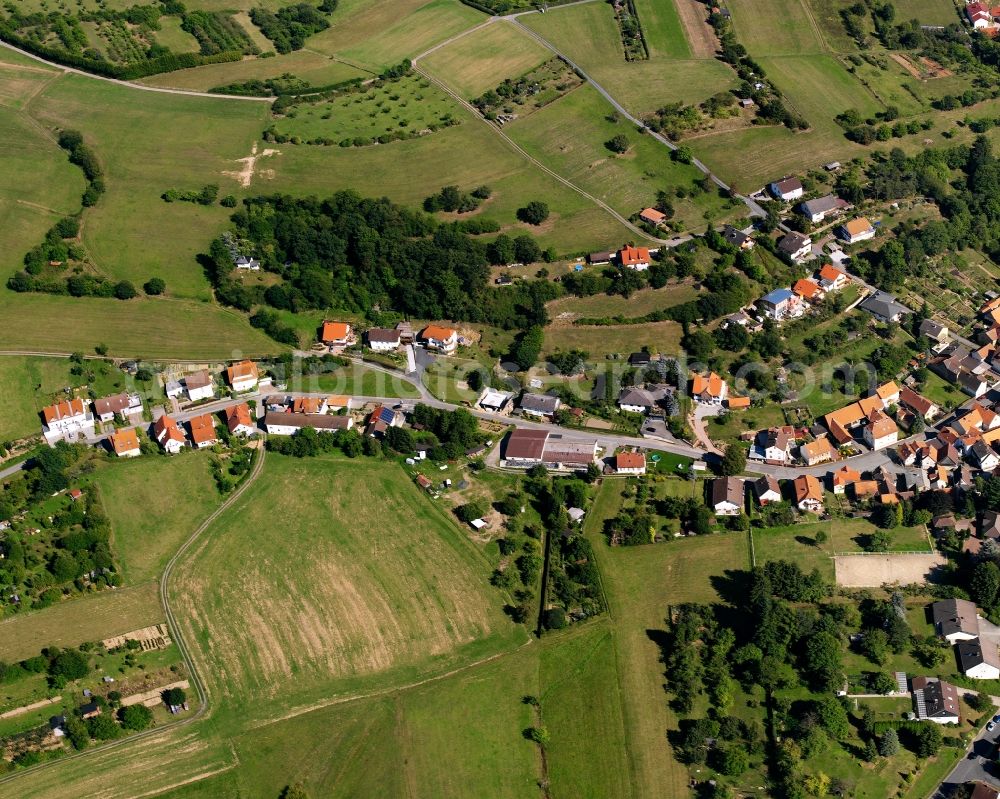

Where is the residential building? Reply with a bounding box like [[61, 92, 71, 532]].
[[587, 251, 613, 265], [801, 436, 837, 466], [799, 194, 849, 223], [972, 439, 1000, 471], [690, 372, 728, 405], [910, 677, 961, 724], [839, 217, 876, 244], [817, 264, 848, 291], [520, 392, 561, 420], [419, 325, 458, 354], [969, 784, 1000, 799], [618, 387, 661, 414], [751, 475, 782, 506], [829, 465, 861, 494], [722, 225, 754, 250], [225, 403, 255, 437], [618, 245, 651, 271], [93, 392, 143, 423], [752, 427, 793, 463], [263, 412, 353, 436], [726, 396, 751, 409], [918, 319, 950, 349], [153, 415, 185, 454], [478, 388, 514, 414], [41, 398, 91, 434], [758, 287, 802, 320], [225, 360, 259, 393], [327, 395, 351, 412], [234, 255, 260, 271], [367, 405, 404, 436], [793, 474, 824, 513], [395, 321, 415, 343], [859, 291, 910, 323], [864, 410, 899, 450], [639, 207, 666, 227], [365, 328, 401, 352], [792, 279, 823, 303], [109, 428, 140, 458], [188, 414, 219, 449], [874, 381, 900, 407], [957, 638, 1000, 679], [291, 396, 328, 415], [628, 351, 651, 368], [777, 231, 813, 263], [184, 370, 214, 402], [769, 176, 804, 201], [710, 477, 745, 515], [615, 451, 646, 475], [500, 429, 598, 471], [932, 598, 980, 643], [320, 321, 354, 349], [967, 1, 993, 27], [899, 387, 940, 421], [165, 380, 183, 400]]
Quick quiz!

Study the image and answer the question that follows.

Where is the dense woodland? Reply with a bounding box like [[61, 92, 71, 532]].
[[207, 192, 559, 334]]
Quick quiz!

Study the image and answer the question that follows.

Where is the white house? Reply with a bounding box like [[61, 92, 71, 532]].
[[184, 370, 215, 402], [42, 398, 92, 434], [226, 361, 259, 393], [225, 403, 255, 437], [817, 264, 848, 291], [839, 217, 876, 244], [910, 677, 961, 725], [751, 475, 782, 506], [93, 393, 143, 423], [165, 381, 184, 400], [710, 477, 744, 516], [799, 194, 849, 223], [618, 245, 651, 271], [320, 321, 354, 350], [758, 288, 801, 320], [188, 414, 219, 449], [234, 255, 260, 271], [752, 427, 792, 463], [957, 639, 1000, 680], [615, 451, 646, 475], [365, 328, 401, 352], [109, 428, 141, 458], [931, 598, 980, 643], [420, 325, 458, 355], [777, 232, 813, 263], [263, 412, 354, 436], [153, 415, 185, 454], [770, 176, 804, 201], [794, 475, 824, 513], [863, 410, 899, 451]]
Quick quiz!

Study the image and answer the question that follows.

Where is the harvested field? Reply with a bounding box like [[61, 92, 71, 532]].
[[834, 553, 947, 587], [170, 454, 525, 719]]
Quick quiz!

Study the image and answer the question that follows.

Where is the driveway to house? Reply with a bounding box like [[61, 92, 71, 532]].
[[689, 405, 724, 455]]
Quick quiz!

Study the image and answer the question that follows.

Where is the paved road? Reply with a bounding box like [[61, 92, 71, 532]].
[[932, 719, 1000, 798], [0, 40, 274, 102]]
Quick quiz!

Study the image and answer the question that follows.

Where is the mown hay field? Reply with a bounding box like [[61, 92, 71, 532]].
[[0, 582, 163, 662], [421, 19, 552, 99], [170, 454, 526, 719], [96, 452, 222, 585]]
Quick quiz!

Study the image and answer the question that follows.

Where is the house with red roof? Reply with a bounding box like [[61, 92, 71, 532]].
[[618, 245, 651, 271]]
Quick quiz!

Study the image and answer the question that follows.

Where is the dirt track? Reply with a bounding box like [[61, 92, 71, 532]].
[[834, 553, 946, 587], [673, 0, 719, 58]]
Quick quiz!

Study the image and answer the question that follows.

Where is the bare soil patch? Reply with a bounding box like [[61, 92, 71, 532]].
[[223, 141, 281, 188], [673, 0, 719, 58], [834, 553, 947, 587]]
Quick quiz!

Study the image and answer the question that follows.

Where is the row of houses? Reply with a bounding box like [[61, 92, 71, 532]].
[[931, 598, 1000, 680], [709, 473, 825, 514], [319, 320, 460, 355]]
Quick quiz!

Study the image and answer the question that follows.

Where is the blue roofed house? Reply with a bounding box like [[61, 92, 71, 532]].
[[758, 288, 802, 321]]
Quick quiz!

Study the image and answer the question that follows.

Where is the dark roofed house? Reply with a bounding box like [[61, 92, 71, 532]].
[[859, 291, 910, 323], [628, 351, 651, 367], [722, 225, 754, 250], [799, 194, 850, 223], [709, 477, 745, 516], [776, 231, 812, 262], [910, 676, 960, 724], [520, 392, 561, 419], [957, 638, 1000, 679], [931, 598, 980, 642], [587, 251, 613, 265], [79, 702, 101, 719]]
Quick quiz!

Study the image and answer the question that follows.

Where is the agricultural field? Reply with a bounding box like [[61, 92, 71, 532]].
[[522, 1, 738, 114], [546, 281, 701, 321], [269, 73, 461, 146], [169, 454, 526, 719], [544, 317, 685, 359], [505, 83, 740, 228], [0, 582, 162, 662], [95, 452, 221, 585], [142, 49, 369, 92], [420, 20, 551, 100], [728, 0, 825, 55]]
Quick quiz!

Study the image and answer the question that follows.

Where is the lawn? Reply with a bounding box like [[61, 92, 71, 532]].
[[0, 357, 45, 442], [522, 2, 738, 114], [283, 364, 422, 398], [545, 281, 701, 320], [271, 73, 460, 145], [891, 0, 962, 24], [95, 452, 222, 585], [152, 15, 201, 54], [506, 83, 738, 227], [544, 318, 684, 359], [421, 19, 552, 99], [0, 582, 163, 662], [169, 454, 527, 720]]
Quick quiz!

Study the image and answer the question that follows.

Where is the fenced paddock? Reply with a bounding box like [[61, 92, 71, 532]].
[[834, 552, 947, 587]]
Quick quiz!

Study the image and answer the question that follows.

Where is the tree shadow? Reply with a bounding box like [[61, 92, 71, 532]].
[[794, 535, 816, 547]]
